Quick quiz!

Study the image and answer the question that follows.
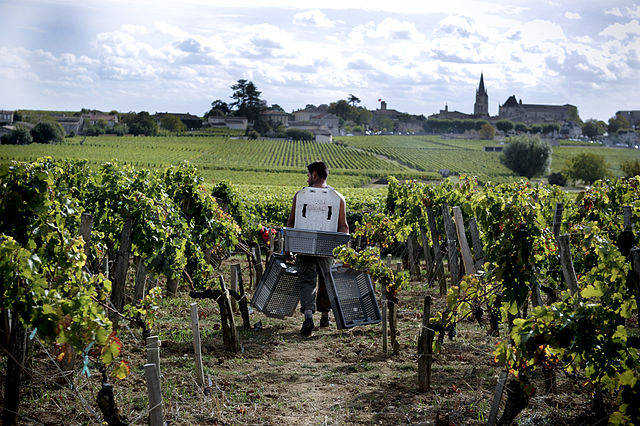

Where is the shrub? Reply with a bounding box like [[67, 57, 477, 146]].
[[496, 120, 514, 133], [500, 135, 551, 178], [247, 130, 259, 140], [479, 123, 495, 140], [30, 121, 64, 143], [621, 159, 640, 178], [547, 172, 567, 186], [564, 153, 611, 184], [1, 127, 33, 145], [285, 128, 314, 141], [514, 122, 528, 133]]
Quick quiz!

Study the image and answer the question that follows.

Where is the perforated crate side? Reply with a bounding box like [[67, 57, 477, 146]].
[[251, 256, 301, 319], [283, 228, 349, 257], [326, 267, 381, 329]]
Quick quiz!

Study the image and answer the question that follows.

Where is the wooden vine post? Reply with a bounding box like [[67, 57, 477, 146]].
[[452, 207, 475, 276], [630, 248, 640, 312], [407, 236, 420, 279], [468, 218, 485, 271], [230, 265, 239, 313], [146, 336, 161, 381], [381, 254, 390, 354], [79, 212, 93, 263], [419, 225, 434, 275], [231, 264, 251, 330], [219, 276, 240, 353], [425, 206, 446, 294], [110, 217, 134, 327], [552, 202, 564, 239], [417, 295, 433, 392], [487, 370, 509, 426], [134, 257, 147, 301], [1, 315, 27, 426], [558, 234, 579, 297], [190, 303, 205, 388], [441, 204, 460, 286], [252, 243, 263, 288], [144, 363, 164, 426], [623, 205, 632, 230], [387, 262, 401, 355]]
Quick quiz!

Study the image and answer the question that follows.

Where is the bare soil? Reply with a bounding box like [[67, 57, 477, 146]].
[[2, 257, 599, 425]]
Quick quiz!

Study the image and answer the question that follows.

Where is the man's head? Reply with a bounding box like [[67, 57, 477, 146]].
[[307, 161, 328, 186]]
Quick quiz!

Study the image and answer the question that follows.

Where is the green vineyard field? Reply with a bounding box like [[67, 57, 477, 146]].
[[2, 134, 640, 188]]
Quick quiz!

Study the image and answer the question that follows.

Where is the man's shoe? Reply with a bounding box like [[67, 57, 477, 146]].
[[319, 316, 331, 327], [300, 318, 314, 336]]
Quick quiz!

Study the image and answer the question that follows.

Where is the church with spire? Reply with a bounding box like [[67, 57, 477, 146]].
[[474, 73, 489, 118], [429, 74, 491, 120], [428, 73, 578, 125]]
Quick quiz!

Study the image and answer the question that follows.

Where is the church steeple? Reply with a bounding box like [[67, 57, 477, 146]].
[[474, 73, 489, 117]]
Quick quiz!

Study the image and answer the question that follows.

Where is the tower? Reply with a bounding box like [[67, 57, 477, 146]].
[[474, 73, 489, 117]]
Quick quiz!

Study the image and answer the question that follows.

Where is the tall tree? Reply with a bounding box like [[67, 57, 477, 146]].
[[205, 99, 230, 118], [125, 111, 157, 136], [607, 114, 630, 134], [230, 79, 263, 123], [160, 114, 186, 132], [582, 119, 606, 138], [348, 94, 361, 106]]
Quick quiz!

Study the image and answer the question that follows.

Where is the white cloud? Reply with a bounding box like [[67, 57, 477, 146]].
[[629, 5, 640, 18], [293, 10, 335, 28], [564, 12, 581, 20], [350, 18, 426, 43], [519, 20, 567, 43], [605, 7, 623, 17], [600, 20, 640, 40]]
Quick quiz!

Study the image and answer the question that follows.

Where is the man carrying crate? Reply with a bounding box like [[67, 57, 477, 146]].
[[286, 161, 349, 336]]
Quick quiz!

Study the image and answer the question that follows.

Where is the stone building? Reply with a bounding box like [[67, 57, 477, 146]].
[[0, 110, 14, 124], [55, 116, 84, 135], [498, 96, 575, 124], [616, 110, 640, 129]]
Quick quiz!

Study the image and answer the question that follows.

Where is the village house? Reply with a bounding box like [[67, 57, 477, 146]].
[[374, 101, 424, 133], [207, 116, 248, 131], [261, 109, 290, 127], [0, 110, 14, 124], [83, 113, 118, 128], [290, 107, 340, 136], [54, 115, 84, 135]]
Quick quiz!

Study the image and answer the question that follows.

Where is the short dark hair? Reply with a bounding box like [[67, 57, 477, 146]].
[[307, 161, 328, 179]]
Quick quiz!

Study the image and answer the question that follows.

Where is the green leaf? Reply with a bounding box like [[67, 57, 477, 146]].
[[612, 325, 627, 343], [507, 300, 519, 316], [618, 370, 636, 387]]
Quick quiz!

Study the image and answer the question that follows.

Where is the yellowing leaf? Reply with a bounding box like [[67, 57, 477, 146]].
[[581, 285, 603, 299], [110, 360, 131, 380]]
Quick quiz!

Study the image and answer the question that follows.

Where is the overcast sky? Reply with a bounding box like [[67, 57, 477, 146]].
[[1, 0, 639, 121]]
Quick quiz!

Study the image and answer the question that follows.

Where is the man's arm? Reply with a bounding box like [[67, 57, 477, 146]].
[[286, 193, 297, 228], [337, 196, 348, 233]]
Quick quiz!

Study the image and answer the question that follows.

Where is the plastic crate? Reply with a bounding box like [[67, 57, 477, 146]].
[[251, 255, 301, 319], [325, 265, 381, 329], [283, 227, 350, 257]]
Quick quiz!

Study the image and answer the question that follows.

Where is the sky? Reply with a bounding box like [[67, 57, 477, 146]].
[[0, 0, 639, 121]]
